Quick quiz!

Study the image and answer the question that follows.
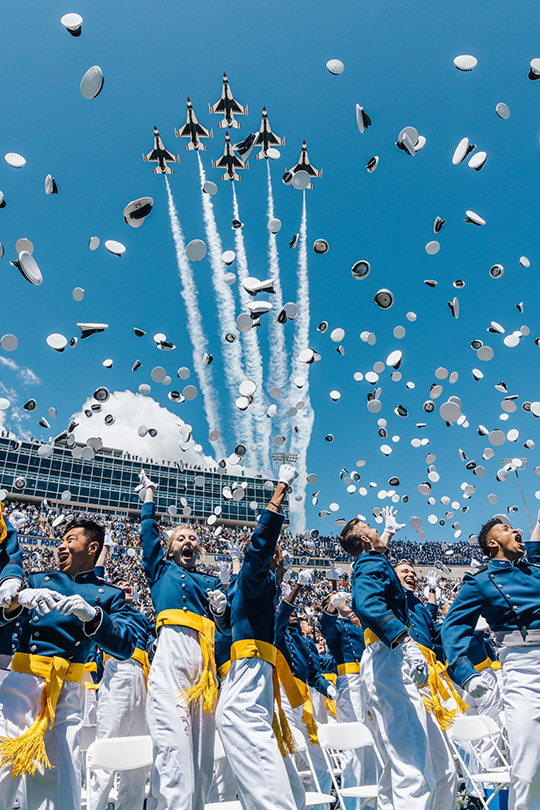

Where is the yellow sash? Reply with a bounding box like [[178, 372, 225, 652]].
[[475, 656, 501, 672], [294, 676, 319, 745], [156, 609, 218, 714], [0, 653, 85, 776], [364, 628, 379, 646], [337, 662, 361, 675], [218, 660, 231, 680], [417, 643, 469, 730], [102, 647, 151, 687], [322, 673, 337, 717], [0, 503, 7, 545], [230, 639, 302, 756]]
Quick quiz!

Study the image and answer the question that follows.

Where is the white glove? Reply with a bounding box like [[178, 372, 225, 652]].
[[381, 506, 406, 535], [54, 594, 97, 623], [207, 589, 227, 616], [282, 550, 294, 570], [426, 570, 439, 590], [281, 581, 292, 598], [17, 588, 63, 616], [218, 561, 230, 586], [326, 684, 337, 701], [464, 672, 491, 699], [278, 464, 299, 486], [227, 538, 243, 561], [9, 510, 28, 531], [135, 469, 157, 493], [298, 569, 312, 586], [330, 591, 349, 608], [402, 638, 429, 688], [326, 560, 340, 581], [0, 577, 23, 607], [104, 530, 114, 549]]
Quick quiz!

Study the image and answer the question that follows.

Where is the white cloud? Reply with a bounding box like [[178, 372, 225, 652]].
[[70, 390, 218, 468], [0, 356, 40, 385]]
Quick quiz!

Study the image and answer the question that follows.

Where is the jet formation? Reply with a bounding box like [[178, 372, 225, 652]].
[[142, 73, 321, 185]]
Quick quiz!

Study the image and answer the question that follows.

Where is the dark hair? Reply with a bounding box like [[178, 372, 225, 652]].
[[339, 518, 366, 557], [477, 517, 503, 557], [394, 558, 415, 570], [63, 518, 104, 561]]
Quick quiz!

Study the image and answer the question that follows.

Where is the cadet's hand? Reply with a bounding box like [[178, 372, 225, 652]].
[[135, 469, 157, 494], [104, 529, 115, 549], [0, 577, 23, 608], [381, 506, 406, 535], [426, 570, 439, 590], [326, 560, 340, 581], [402, 638, 429, 688], [218, 561, 230, 586], [227, 538, 243, 561], [278, 464, 299, 487], [465, 673, 491, 699], [17, 588, 63, 616], [297, 569, 312, 586], [207, 589, 227, 616], [330, 591, 349, 608], [282, 550, 294, 570], [55, 594, 97, 623], [326, 684, 337, 701]]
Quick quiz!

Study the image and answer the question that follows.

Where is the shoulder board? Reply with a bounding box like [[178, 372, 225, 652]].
[[469, 565, 488, 575], [29, 568, 58, 576]]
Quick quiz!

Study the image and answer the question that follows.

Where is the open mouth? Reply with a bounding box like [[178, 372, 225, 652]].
[[181, 545, 195, 562], [57, 550, 70, 567]]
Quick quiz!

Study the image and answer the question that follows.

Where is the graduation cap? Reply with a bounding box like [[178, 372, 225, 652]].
[[5, 153, 26, 168], [351, 260, 371, 280], [123, 197, 153, 227], [326, 59, 345, 74], [464, 210, 486, 226], [46, 334, 67, 352], [356, 105, 372, 133], [529, 58, 540, 80], [61, 13, 83, 36], [489, 264, 504, 279], [366, 156, 379, 173], [203, 181, 218, 195], [233, 133, 257, 159], [105, 240, 126, 256], [289, 233, 299, 248], [23, 398, 37, 411], [374, 288, 394, 309], [454, 54, 477, 71], [80, 66, 104, 99], [453, 138, 476, 165], [77, 323, 108, 339], [433, 217, 446, 233], [45, 175, 59, 194], [313, 239, 329, 254], [11, 251, 42, 285], [242, 277, 275, 296], [469, 151, 487, 171]]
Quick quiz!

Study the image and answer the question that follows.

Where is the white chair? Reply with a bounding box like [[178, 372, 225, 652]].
[[317, 722, 382, 810], [85, 735, 153, 810], [447, 715, 510, 810], [290, 725, 336, 808]]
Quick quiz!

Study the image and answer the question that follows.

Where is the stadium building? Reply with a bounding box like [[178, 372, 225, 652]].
[[0, 435, 289, 527]]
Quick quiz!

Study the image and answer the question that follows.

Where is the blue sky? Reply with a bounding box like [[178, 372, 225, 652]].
[[1, 0, 540, 537]]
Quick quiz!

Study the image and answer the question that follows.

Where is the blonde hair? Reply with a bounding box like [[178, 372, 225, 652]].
[[166, 524, 204, 561]]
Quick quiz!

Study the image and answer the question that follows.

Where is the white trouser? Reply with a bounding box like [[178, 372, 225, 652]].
[[423, 706, 456, 810], [146, 625, 215, 810], [90, 658, 149, 810], [0, 670, 83, 810], [361, 640, 436, 810], [216, 657, 298, 810], [310, 686, 329, 725], [281, 686, 330, 810], [499, 645, 540, 810], [207, 755, 237, 803], [465, 667, 506, 768], [335, 671, 378, 810]]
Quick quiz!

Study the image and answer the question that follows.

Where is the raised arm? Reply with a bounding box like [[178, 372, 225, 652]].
[[138, 472, 166, 585], [441, 575, 485, 687], [526, 508, 540, 563], [352, 563, 408, 648], [380, 506, 406, 549], [0, 504, 24, 609]]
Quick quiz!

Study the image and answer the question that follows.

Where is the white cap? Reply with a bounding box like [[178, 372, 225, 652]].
[[80, 66, 104, 99], [104, 240, 126, 256], [61, 13, 83, 35], [11, 251, 42, 285], [5, 153, 26, 169], [186, 239, 207, 262], [326, 59, 344, 75], [454, 54, 478, 71]]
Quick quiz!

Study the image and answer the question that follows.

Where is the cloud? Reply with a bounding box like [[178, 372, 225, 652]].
[[70, 390, 218, 468], [0, 356, 41, 386]]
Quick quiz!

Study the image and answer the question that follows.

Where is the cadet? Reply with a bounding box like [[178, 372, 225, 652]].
[[0, 517, 136, 810], [442, 515, 540, 810]]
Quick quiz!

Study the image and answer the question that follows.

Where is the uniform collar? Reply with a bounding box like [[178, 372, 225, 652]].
[[488, 558, 513, 570], [70, 569, 98, 582]]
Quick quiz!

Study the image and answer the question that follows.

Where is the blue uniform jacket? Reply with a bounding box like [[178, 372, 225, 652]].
[[275, 599, 330, 697], [0, 569, 137, 663], [0, 514, 24, 583], [0, 621, 16, 659], [350, 551, 408, 648], [319, 610, 365, 666], [227, 508, 284, 645], [215, 628, 232, 671], [140, 501, 228, 628], [104, 604, 151, 658], [406, 592, 442, 656], [442, 556, 540, 686]]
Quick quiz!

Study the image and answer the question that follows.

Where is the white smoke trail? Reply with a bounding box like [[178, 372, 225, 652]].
[[197, 154, 252, 448], [288, 192, 314, 533], [266, 161, 289, 440], [165, 177, 226, 460], [231, 184, 270, 475]]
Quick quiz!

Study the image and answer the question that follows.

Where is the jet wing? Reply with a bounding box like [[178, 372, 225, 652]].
[[228, 99, 247, 114], [144, 148, 161, 161], [161, 148, 180, 162], [175, 123, 192, 138], [210, 99, 226, 114], [194, 123, 212, 137]]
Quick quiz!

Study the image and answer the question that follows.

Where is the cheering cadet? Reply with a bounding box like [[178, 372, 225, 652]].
[[216, 464, 302, 810], [0, 517, 136, 810], [138, 470, 229, 810], [339, 516, 437, 810], [442, 515, 540, 810]]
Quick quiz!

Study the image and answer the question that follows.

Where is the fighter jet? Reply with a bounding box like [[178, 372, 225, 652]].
[[254, 107, 285, 159], [212, 132, 248, 181], [175, 98, 213, 150], [286, 141, 322, 187], [142, 126, 180, 174], [209, 73, 248, 129]]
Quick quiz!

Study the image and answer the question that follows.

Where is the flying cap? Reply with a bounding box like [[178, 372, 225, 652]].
[[15, 238, 34, 254], [11, 251, 42, 285], [203, 181, 218, 195], [77, 323, 108, 339], [5, 153, 26, 169], [186, 239, 207, 262], [468, 151, 487, 171], [105, 240, 126, 256], [326, 59, 344, 75], [80, 66, 104, 99], [366, 156, 379, 172], [374, 289, 394, 309], [452, 138, 476, 165], [1, 334, 18, 351], [73, 287, 84, 301], [313, 239, 329, 254], [292, 171, 311, 190], [89, 236, 100, 250], [433, 217, 446, 233], [268, 218, 281, 234], [46, 334, 67, 352], [496, 102, 510, 119], [45, 175, 59, 194], [529, 59, 540, 80], [356, 105, 372, 134], [454, 55, 478, 71], [222, 250, 235, 265], [123, 197, 153, 227], [61, 13, 83, 35], [464, 210, 486, 226], [351, 260, 370, 279], [490, 264, 504, 279]]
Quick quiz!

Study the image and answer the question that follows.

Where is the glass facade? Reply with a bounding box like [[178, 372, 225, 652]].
[[0, 436, 289, 526]]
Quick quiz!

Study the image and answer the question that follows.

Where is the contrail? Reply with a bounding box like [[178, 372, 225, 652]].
[[165, 177, 226, 460], [288, 191, 314, 533], [266, 161, 289, 440], [231, 183, 270, 475], [197, 153, 253, 448]]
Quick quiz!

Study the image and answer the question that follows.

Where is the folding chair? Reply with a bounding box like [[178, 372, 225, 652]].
[[85, 735, 153, 810], [317, 722, 383, 810], [290, 724, 336, 808], [447, 715, 510, 810]]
